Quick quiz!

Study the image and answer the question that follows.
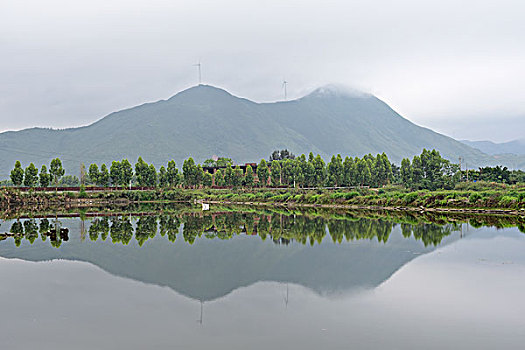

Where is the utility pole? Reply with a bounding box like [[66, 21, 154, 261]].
[[282, 80, 288, 100]]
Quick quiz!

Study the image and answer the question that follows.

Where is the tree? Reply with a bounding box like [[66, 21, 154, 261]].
[[411, 155, 423, 189], [400, 158, 412, 187], [245, 165, 254, 187], [59, 175, 80, 186], [281, 159, 295, 186], [183, 158, 198, 188], [146, 164, 157, 187], [120, 159, 133, 187], [356, 159, 371, 186], [110, 161, 121, 186], [343, 156, 356, 186], [80, 163, 87, 185], [158, 166, 168, 187], [257, 159, 269, 187], [223, 166, 234, 186], [39, 165, 50, 187], [166, 160, 179, 187], [203, 172, 213, 187], [24, 163, 39, 187], [327, 154, 343, 186], [10, 161, 24, 186], [50, 158, 65, 186], [214, 168, 225, 186], [99, 164, 110, 186], [135, 157, 148, 186], [293, 160, 305, 187], [269, 149, 295, 161], [312, 155, 326, 187], [232, 166, 244, 188], [88, 164, 100, 185], [270, 161, 281, 186]]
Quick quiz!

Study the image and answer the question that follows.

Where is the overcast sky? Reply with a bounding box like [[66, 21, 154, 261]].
[[2, 0, 524, 142]]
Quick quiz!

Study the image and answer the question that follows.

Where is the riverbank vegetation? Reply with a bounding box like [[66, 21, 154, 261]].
[[2, 149, 524, 212]]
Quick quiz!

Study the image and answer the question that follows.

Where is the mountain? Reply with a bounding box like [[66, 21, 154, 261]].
[[461, 139, 525, 156], [1, 84, 524, 177]]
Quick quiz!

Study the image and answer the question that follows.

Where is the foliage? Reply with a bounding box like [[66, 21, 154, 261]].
[[10, 161, 24, 186], [23, 163, 38, 187]]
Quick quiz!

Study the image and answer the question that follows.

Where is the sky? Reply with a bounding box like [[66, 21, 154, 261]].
[[1, 0, 524, 142]]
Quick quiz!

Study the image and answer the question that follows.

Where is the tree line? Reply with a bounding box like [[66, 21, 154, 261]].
[[7, 149, 523, 190]]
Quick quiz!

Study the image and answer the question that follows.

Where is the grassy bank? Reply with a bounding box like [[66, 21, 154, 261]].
[[2, 181, 524, 213]]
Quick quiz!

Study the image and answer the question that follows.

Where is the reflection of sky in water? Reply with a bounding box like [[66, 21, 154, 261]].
[[0, 225, 524, 349]]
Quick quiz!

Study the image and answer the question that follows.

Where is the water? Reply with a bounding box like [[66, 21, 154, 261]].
[[0, 206, 524, 349]]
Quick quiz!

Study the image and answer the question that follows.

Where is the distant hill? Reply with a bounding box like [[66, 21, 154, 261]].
[[1, 84, 524, 177], [461, 139, 525, 156]]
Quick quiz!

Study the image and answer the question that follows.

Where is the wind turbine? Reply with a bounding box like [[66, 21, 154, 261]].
[[282, 80, 288, 101], [193, 61, 202, 85]]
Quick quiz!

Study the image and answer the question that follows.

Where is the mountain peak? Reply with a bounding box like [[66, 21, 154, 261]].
[[168, 84, 236, 101], [306, 84, 372, 99]]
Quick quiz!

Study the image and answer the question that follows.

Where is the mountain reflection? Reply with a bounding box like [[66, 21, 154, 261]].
[[2, 210, 460, 248], [0, 207, 509, 301]]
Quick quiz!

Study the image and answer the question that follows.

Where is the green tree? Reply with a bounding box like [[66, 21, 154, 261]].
[[244, 165, 254, 187], [203, 172, 213, 187], [166, 160, 179, 187], [303, 161, 316, 187], [88, 164, 100, 185], [343, 156, 356, 186], [99, 164, 110, 186], [10, 161, 24, 186], [327, 154, 344, 186], [135, 157, 148, 186], [110, 161, 121, 186], [214, 168, 225, 186], [400, 158, 412, 187], [50, 158, 65, 186], [257, 159, 269, 187], [183, 158, 198, 187], [224, 166, 234, 186], [411, 155, 423, 189], [270, 161, 281, 186], [39, 165, 50, 187], [293, 159, 305, 187], [312, 155, 326, 187], [146, 164, 157, 187], [158, 166, 168, 187], [23, 163, 38, 187], [232, 166, 244, 187], [120, 159, 133, 187]]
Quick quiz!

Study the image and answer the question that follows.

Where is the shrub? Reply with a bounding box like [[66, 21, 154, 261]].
[[469, 193, 482, 203]]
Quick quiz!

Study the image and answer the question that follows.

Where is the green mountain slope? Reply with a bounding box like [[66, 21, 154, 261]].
[[1, 84, 523, 177]]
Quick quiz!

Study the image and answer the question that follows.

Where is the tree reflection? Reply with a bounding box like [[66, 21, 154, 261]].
[[110, 217, 133, 245], [2, 209, 486, 248]]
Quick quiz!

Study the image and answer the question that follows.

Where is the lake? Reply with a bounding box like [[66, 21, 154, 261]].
[[0, 206, 524, 349]]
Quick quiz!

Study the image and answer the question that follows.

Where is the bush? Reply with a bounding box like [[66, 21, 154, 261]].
[[469, 193, 482, 203]]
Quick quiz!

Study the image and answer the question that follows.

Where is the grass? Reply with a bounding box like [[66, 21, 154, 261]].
[[2, 182, 525, 212]]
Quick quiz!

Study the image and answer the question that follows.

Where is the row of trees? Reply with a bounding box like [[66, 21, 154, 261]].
[[8, 149, 520, 190], [10, 159, 65, 187]]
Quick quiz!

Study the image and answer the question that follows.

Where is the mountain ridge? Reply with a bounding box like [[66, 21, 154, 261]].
[[0, 84, 524, 177]]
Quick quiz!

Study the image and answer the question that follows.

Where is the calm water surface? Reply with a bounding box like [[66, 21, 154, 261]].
[[0, 208, 524, 349]]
